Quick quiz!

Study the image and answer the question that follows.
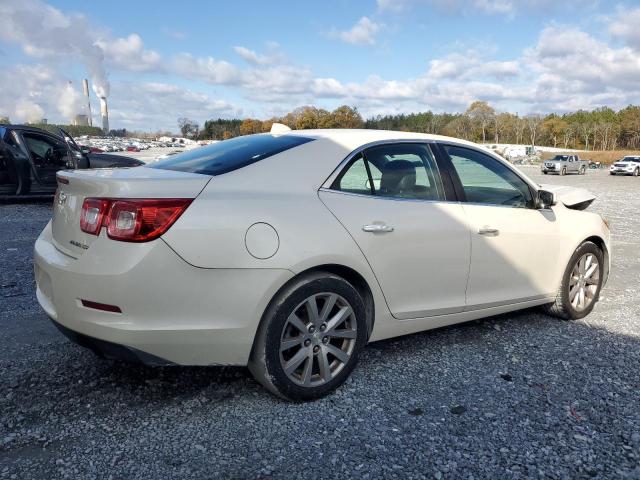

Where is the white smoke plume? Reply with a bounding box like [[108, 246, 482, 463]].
[[0, 0, 110, 97], [15, 98, 45, 123], [57, 81, 83, 120]]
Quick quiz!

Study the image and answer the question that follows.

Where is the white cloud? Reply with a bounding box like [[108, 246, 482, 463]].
[[377, 0, 595, 16], [0, 0, 110, 96], [97, 34, 162, 72], [333, 17, 381, 45], [473, 0, 513, 14], [609, 7, 640, 51], [107, 82, 242, 131], [172, 53, 240, 85], [524, 25, 640, 111], [234, 46, 271, 65], [0, 64, 89, 123]]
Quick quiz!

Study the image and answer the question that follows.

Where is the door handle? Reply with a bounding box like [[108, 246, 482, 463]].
[[478, 227, 500, 236], [362, 224, 394, 233]]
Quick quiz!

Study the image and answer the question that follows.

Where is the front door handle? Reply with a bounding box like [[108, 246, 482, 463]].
[[478, 227, 500, 236], [363, 224, 394, 233]]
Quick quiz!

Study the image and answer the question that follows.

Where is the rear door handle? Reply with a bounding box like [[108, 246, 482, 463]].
[[363, 224, 394, 233], [478, 227, 499, 236]]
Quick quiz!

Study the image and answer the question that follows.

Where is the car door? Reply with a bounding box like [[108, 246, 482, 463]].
[[20, 130, 73, 186], [438, 143, 562, 309], [319, 142, 470, 319]]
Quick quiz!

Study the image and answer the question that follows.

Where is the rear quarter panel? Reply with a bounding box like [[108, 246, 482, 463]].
[[161, 138, 392, 324]]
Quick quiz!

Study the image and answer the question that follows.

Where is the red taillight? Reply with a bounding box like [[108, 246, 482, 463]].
[[80, 198, 191, 242], [106, 199, 192, 242], [80, 198, 110, 235]]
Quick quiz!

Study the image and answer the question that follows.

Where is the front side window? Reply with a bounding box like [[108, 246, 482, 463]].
[[443, 145, 533, 208], [150, 134, 314, 176], [332, 143, 445, 201], [22, 132, 71, 168]]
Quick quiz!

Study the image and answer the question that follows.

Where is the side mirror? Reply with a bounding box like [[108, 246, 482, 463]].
[[80, 146, 91, 155], [537, 189, 556, 209]]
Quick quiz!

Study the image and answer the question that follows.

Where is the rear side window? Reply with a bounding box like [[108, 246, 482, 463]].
[[332, 143, 445, 201], [149, 134, 314, 176]]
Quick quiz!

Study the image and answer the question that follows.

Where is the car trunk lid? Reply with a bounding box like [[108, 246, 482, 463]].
[[52, 167, 211, 257]]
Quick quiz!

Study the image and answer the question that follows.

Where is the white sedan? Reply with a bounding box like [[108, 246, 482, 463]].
[[34, 128, 610, 400]]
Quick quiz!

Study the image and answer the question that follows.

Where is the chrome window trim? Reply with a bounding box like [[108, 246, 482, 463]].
[[318, 186, 456, 205]]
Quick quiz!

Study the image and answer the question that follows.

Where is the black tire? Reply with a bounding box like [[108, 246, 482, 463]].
[[634, 168, 639, 177], [543, 241, 604, 320], [560, 167, 566, 176], [543, 171, 548, 175], [248, 272, 368, 401], [580, 166, 586, 175]]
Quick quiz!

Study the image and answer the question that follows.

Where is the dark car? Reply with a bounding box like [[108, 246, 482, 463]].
[[0, 124, 144, 197]]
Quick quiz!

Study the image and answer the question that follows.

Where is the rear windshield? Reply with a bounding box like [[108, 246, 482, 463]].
[[149, 134, 314, 176]]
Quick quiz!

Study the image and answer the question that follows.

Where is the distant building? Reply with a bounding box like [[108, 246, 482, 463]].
[[74, 114, 89, 126]]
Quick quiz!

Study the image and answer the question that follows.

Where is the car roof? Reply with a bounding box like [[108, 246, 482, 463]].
[[0, 124, 61, 137], [281, 128, 481, 151]]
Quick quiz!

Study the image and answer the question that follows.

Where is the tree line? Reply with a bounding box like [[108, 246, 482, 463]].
[[187, 102, 640, 151]]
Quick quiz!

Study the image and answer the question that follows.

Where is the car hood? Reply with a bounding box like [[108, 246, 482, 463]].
[[540, 184, 596, 210]]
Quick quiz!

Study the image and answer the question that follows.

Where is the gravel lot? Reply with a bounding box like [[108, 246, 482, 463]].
[[1, 169, 639, 479]]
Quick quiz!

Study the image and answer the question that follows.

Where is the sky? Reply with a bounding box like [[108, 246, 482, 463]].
[[1, 0, 640, 132]]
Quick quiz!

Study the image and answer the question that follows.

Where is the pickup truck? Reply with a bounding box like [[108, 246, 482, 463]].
[[541, 154, 588, 175], [609, 155, 640, 176]]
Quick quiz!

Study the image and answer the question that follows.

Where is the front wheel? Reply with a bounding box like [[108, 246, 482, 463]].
[[249, 272, 368, 401], [634, 168, 639, 177], [560, 167, 567, 176], [544, 241, 603, 320]]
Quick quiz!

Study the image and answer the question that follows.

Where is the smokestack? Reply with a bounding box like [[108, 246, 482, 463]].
[[99, 97, 109, 135], [82, 79, 92, 127]]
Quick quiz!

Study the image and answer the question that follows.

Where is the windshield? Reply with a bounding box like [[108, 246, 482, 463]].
[[149, 134, 314, 176], [622, 157, 640, 163], [552, 155, 569, 161]]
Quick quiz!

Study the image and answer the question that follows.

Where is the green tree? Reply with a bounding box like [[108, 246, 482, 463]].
[[330, 105, 364, 128], [466, 101, 495, 143], [239, 118, 263, 136]]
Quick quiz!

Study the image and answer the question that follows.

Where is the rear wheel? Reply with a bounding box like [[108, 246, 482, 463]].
[[248, 272, 367, 401], [580, 166, 586, 175], [544, 241, 603, 320]]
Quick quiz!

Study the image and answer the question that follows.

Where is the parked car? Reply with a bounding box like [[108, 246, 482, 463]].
[[542, 154, 588, 175], [0, 124, 143, 197], [609, 156, 640, 176], [589, 160, 602, 169], [34, 129, 610, 401]]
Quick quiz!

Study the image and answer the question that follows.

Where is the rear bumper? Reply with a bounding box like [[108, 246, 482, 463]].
[[34, 221, 293, 365], [50, 318, 175, 365]]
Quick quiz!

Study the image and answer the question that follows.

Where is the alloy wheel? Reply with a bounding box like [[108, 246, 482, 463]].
[[279, 293, 357, 387], [568, 253, 600, 312]]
